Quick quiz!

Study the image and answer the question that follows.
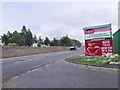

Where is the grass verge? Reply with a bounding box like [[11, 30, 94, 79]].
[[75, 56, 120, 65]]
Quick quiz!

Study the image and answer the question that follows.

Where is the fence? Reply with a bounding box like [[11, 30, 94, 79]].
[[1, 46, 69, 58]]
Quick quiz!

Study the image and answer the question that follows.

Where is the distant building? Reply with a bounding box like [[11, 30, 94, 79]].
[[32, 43, 38, 47], [41, 44, 50, 47], [32, 43, 50, 47]]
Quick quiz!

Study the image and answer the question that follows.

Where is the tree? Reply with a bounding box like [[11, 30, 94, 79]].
[[7, 31, 13, 43], [7, 43, 19, 46], [53, 38, 59, 46], [33, 34, 38, 43], [2, 34, 9, 45], [72, 39, 81, 47], [21, 25, 28, 46], [2, 25, 36, 46], [1, 25, 82, 47], [37, 36, 44, 47], [49, 38, 61, 46], [12, 30, 22, 46], [60, 36, 74, 46], [20, 26, 34, 46], [26, 29, 33, 46], [2, 31, 21, 45], [44, 36, 50, 46], [7, 31, 12, 38], [49, 41, 54, 46], [39, 36, 44, 44]]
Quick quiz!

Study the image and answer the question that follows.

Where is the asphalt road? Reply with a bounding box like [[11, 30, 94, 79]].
[[2, 48, 118, 88]]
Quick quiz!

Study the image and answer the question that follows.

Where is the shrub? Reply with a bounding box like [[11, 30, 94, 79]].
[[7, 43, 19, 46]]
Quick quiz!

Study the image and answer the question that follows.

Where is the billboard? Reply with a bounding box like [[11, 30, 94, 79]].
[[83, 24, 113, 56], [85, 40, 113, 56], [84, 24, 112, 41]]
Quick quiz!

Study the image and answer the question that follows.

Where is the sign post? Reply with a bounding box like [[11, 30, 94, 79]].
[[83, 24, 113, 56]]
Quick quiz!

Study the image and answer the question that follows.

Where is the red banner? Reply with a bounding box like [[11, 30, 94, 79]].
[[85, 40, 113, 56], [84, 28, 111, 34]]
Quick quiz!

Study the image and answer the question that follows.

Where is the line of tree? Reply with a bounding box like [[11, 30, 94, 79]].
[[1, 25, 81, 47], [2, 25, 34, 46]]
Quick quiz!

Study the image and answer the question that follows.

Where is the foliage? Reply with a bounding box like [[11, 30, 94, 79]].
[[12, 30, 22, 45], [2, 25, 35, 46], [2, 26, 82, 47], [7, 43, 19, 46], [37, 43, 41, 47], [33, 35, 38, 43], [44, 37, 50, 46], [26, 29, 33, 46], [2, 34, 9, 45], [107, 57, 120, 63], [75, 56, 120, 65], [72, 39, 81, 47], [53, 38, 59, 46], [60, 36, 74, 46], [49, 38, 61, 46], [76, 60, 105, 65], [37, 36, 44, 47]]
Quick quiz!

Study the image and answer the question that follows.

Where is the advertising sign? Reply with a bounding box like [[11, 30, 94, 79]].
[[84, 24, 112, 41], [83, 24, 113, 56], [85, 40, 113, 56]]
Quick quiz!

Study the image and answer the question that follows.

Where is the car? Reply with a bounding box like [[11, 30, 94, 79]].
[[69, 44, 77, 51]]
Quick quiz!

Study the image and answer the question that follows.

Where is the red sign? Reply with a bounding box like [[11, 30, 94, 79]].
[[84, 28, 111, 34], [84, 29, 94, 34], [94, 28, 111, 33], [85, 40, 113, 56]]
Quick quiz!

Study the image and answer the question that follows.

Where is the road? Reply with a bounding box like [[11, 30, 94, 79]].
[[2, 48, 118, 88]]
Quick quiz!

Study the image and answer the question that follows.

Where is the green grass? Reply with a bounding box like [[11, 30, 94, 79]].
[[75, 56, 120, 65], [76, 60, 106, 65], [111, 57, 120, 62]]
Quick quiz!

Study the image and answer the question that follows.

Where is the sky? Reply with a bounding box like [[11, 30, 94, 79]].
[[1, 0, 119, 42]]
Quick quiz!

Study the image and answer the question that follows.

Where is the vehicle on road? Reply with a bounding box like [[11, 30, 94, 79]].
[[69, 44, 77, 51]]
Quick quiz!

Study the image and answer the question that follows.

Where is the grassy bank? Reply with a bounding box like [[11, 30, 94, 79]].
[[75, 56, 120, 65]]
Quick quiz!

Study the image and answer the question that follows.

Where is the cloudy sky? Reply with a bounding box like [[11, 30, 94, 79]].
[[1, 0, 118, 42]]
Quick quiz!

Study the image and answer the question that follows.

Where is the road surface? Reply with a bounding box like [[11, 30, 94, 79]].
[[2, 48, 118, 88]]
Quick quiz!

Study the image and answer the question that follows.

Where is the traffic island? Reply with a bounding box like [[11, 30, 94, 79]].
[[63, 54, 119, 73]]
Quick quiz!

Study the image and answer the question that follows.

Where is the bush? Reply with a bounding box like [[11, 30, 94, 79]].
[[7, 43, 19, 46], [76, 56, 120, 65], [111, 57, 120, 62]]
